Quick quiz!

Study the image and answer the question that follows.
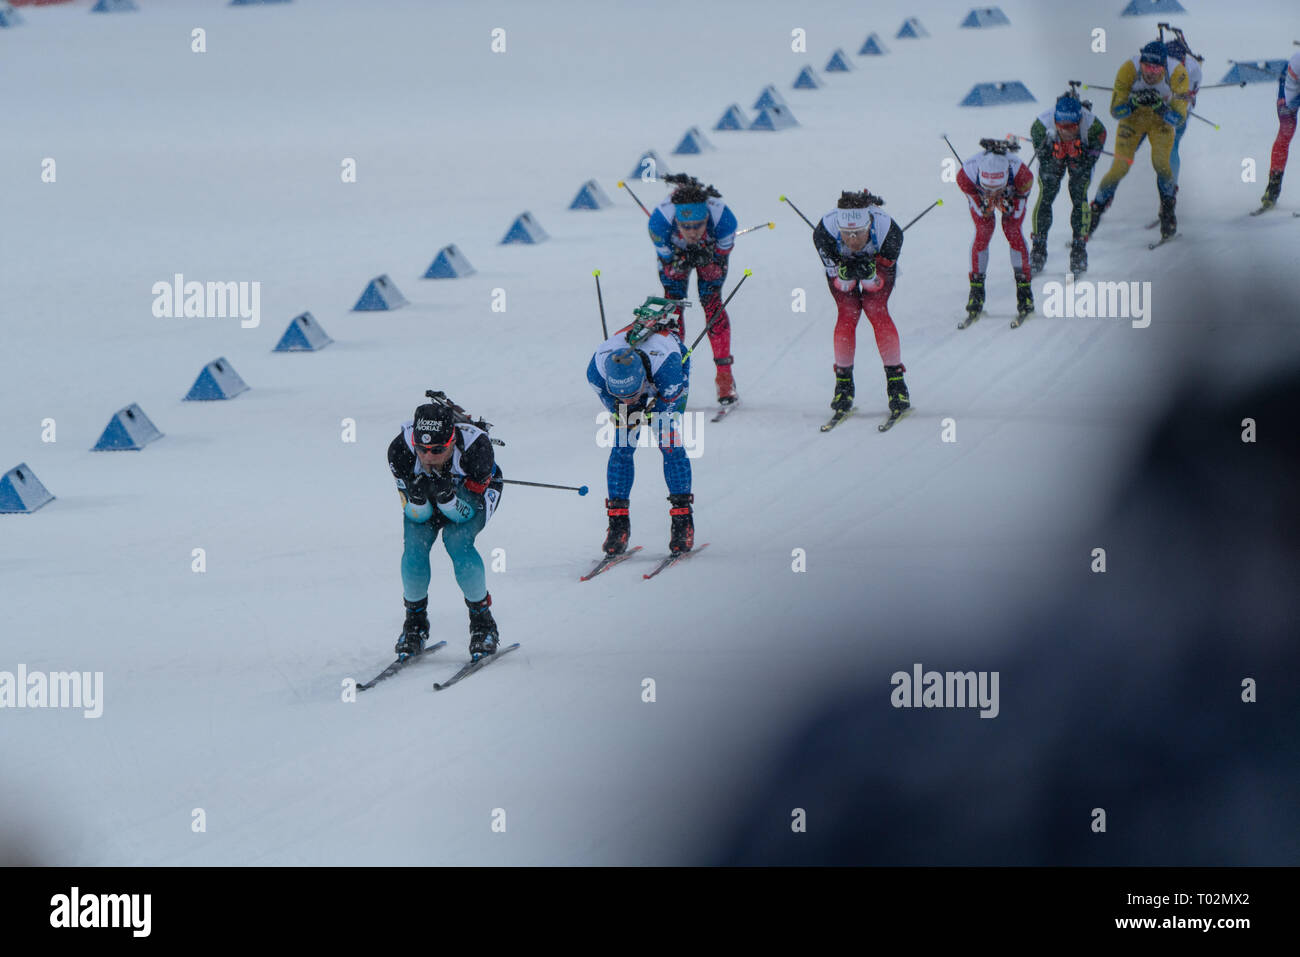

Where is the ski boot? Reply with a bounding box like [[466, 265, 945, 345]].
[[1158, 193, 1177, 239], [831, 365, 854, 413], [1260, 170, 1283, 210], [1069, 236, 1088, 274], [1152, 184, 1179, 227], [884, 364, 910, 415], [466, 594, 499, 659], [1029, 235, 1048, 276], [714, 357, 738, 406], [667, 493, 694, 556], [395, 597, 429, 658], [965, 272, 986, 321], [602, 498, 630, 557], [1014, 271, 1034, 320], [1087, 197, 1109, 239]]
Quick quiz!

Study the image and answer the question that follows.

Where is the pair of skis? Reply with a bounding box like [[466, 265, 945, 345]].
[[356, 639, 521, 693], [820, 406, 908, 433], [580, 543, 710, 582], [959, 309, 1032, 331]]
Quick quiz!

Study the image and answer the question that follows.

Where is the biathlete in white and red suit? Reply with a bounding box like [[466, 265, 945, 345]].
[[956, 140, 1036, 321], [811, 189, 910, 417]]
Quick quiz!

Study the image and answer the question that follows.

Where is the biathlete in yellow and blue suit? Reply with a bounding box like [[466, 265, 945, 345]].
[[1088, 41, 1189, 241]]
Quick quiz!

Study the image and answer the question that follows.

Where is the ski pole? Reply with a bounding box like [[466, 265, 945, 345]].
[[942, 133, 964, 165], [1194, 81, 1248, 90], [1083, 81, 1220, 127], [501, 479, 589, 496], [616, 180, 651, 216], [736, 221, 775, 237], [901, 199, 943, 231], [683, 269, 751, 361], [593, 269, 608, 339], [779, 194, 816, 229]]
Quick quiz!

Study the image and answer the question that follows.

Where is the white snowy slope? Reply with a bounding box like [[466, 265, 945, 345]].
[[1, 0, 1297, 864]]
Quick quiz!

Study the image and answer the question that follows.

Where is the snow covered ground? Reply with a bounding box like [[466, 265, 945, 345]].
[[2, 0, 1296, 864]]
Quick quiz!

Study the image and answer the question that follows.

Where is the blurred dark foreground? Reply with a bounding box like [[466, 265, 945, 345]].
[[715, 349, 1299, 865]]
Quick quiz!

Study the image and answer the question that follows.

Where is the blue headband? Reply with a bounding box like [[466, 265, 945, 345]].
[[676, 203, 708, 224]]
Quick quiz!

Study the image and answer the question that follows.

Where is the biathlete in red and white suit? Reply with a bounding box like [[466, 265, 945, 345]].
[[1260, 50, 1300, 210]]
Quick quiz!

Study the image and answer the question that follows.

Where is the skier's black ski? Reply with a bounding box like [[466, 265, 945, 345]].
[[877, 408, 910, 432], [433, 642, 522, 691], [1249, 205, 1276, 217], [958, 310, 983, 330], [820, 408, 855, 432], [580, 545, 643, 581], [643, 543, 710, 580], [1147, 233, 1178, 250], [357, 640, 448, 692], [711, 400, 738, 422]]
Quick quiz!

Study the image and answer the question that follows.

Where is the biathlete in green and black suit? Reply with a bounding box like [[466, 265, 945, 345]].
[[1029, 92, 1107, 276]]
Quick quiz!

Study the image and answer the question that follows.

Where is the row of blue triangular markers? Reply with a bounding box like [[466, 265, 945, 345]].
[[3, 354, 252, 511]]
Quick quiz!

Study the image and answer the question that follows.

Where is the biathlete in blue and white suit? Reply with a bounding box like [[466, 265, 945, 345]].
[[647, 173, 739, 406], [586, 329, 695, 556], [1162, 36, 1202, 190]]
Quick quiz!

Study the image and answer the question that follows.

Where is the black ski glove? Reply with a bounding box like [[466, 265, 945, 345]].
[[427, 470, 455, 504], [405, 474, 430, 505], [682, 242, 714, 269], [845, 256, 877, 281], [1131, 88, 1162, 109]]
